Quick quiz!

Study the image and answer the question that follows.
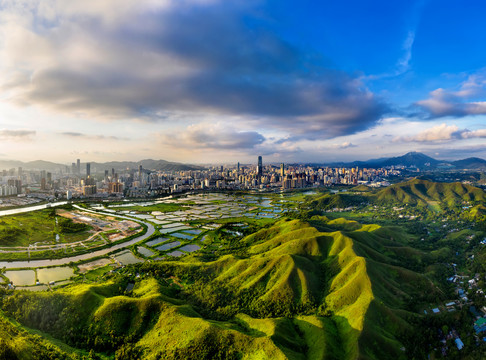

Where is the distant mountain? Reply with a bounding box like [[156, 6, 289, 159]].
[[0, 160, 65, 171], [451, 157, 486, 170], [0, 159, 203, 172], [326, 151, 486, 170], [376, 151, 440, 168], [90, 159, 203, 172]]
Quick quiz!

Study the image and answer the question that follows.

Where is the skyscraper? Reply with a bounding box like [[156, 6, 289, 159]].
[[237, 162, 240, 174], [139, 164, 144, 186], [257, 156, 263, 178], [86, 163, 91, 177], [280, 163, 285, 178], [77, 159, 80, 174]]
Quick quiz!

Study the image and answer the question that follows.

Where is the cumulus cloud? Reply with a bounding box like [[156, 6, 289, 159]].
[[0, 129, 36, 141], [416, 72, 486, 118], [0, 0, 386, 139], [330, 141, 357, 149], [396, 123, 486, 142]]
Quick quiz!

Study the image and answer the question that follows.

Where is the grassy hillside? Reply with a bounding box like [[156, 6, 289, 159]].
[[0, 311, 90, 360], [0, 216, 441, 360], [375, 178, 486, 209]]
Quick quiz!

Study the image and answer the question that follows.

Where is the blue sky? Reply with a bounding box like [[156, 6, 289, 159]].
[[0, 0, 485, 163]]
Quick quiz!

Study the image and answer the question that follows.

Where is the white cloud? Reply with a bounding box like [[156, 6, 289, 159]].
[[396, 123, 486, 142], [416, 71, 486, 118], [330, 141, 357, 149]]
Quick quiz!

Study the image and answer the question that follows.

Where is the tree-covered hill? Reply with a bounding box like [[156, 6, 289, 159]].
[[375, 178, 486, 208], [0, 217, 442, 359]]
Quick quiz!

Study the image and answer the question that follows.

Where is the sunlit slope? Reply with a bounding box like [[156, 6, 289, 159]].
[[0, 312, 83, 360], [376, 178, 486, 207], [1, 217, 439, 359]]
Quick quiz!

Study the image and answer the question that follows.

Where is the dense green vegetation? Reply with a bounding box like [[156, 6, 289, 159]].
[[0, 216, 445, 359], [58, 218, 90, 234], [0, 210, 93, 248], [1, 181, 485, 359]]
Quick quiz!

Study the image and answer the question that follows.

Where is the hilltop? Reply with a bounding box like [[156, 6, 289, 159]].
[[309, 178, 486, 217], [324, 151, 486, 170], [375, 178, 486, 208], [0, 217, 440, 359]]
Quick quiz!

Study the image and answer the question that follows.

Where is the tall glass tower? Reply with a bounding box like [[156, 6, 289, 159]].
[[257, 156, 263, 177]]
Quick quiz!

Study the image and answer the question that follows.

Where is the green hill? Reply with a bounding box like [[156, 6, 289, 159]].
[[0, 217, 441, 360], [375, 178, 486, 209], [308, 193, 368, 210]]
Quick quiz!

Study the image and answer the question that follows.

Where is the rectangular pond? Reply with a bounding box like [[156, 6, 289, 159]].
[[78, 258, 113, 273], [145, 237, 169, 247], [5, 270, 36, 286], [159, 226, 193, 234], [114, 250, 143, 265], [184, 229, 203, 235], [171, 232, 194, 240], [166, 250, 184, 257], [37, 266, 74, 284], [137, 246, 155, 257], [155, 241, 180, 251], [179, 244, 200, 253]]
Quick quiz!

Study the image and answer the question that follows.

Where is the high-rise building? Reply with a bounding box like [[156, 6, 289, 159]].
[[138, 165, 144, 186], [86, 163, 91, 177], [257, 156, 263, 178], [280, 163, 285, 178], [18, 167, 22, 177], [76, 159, 80, 174], [237, 162, 240, 174]]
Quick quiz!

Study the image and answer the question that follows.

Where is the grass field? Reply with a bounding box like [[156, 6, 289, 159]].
[[0, 210, 93, 248]]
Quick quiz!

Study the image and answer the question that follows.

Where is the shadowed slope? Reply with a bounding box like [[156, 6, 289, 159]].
[[1, 217, 439, 360]]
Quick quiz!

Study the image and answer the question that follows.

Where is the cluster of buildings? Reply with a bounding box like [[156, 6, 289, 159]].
[[0, 156, 399, 201]]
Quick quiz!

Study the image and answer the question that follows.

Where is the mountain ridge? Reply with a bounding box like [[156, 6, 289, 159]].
[[0, 158, 204, 172], [322, 151, 486, 170]]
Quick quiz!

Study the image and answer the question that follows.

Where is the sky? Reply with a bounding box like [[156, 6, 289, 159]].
[[1, 0, 486, 164]]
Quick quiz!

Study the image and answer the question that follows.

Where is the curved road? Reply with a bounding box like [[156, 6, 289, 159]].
[[0, 205, 155, 269]]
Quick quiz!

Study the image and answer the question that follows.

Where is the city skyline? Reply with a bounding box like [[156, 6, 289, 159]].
[[1, 1, 486, 163]]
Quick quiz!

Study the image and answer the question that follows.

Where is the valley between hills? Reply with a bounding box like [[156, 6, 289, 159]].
[[0, 179, 486, 359]]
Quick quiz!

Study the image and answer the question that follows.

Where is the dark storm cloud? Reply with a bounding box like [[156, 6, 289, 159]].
[[5, 1, 387, 139]]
